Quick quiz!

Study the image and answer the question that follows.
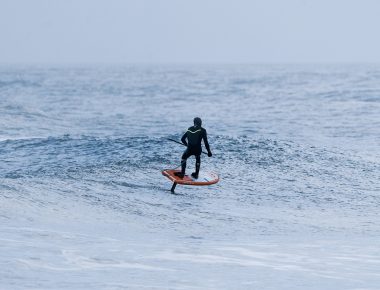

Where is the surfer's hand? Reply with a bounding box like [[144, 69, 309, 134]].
[[208, 151, 212, 157]]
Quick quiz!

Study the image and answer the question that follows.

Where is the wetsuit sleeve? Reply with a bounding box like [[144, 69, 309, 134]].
[[181, 131, 188, 146], [202, 129, 211, 152]]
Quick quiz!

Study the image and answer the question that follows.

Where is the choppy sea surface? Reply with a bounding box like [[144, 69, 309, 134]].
[[1, 64, 379, 290]]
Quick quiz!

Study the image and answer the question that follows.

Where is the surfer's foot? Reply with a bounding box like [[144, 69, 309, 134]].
[[174, 172, 184, 178], [191, 172, 198, 179]]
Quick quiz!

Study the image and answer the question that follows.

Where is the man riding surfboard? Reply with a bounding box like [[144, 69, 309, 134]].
[[174, 117, 212, 179]]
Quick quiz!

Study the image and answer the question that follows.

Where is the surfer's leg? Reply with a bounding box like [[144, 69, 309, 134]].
[[191, 155, 201, 179], [176, 149, 191, 177], [181, 157, 186, 176]]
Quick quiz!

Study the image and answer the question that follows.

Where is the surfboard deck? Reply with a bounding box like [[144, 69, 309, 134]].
[[162, 169, 219, 186]]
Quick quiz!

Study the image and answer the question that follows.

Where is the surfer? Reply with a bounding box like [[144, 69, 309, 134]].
[[175, 117, 212, 179]]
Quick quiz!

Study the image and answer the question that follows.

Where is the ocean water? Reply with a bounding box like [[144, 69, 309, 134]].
[[0, 64, 379, 290]]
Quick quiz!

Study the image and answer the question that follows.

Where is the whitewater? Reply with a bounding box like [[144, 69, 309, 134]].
[[1, 64, 379, 289]]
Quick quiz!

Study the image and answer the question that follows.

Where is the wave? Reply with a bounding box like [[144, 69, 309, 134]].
[[1, 135, 377, 200]]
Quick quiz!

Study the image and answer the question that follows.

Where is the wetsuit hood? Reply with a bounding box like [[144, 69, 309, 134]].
[[193, 117, 202, 127]]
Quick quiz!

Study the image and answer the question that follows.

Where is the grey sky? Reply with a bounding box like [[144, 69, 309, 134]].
[[1, 0, 380, 63]]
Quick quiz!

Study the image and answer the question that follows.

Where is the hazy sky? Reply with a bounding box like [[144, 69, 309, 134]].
[[1, 0, 380, 64]]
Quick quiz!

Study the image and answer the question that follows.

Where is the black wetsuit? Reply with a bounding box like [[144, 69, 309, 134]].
[[179, 125, 211, 176]]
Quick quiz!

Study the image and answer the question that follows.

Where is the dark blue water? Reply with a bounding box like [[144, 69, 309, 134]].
[[1, 64, 379, 289]]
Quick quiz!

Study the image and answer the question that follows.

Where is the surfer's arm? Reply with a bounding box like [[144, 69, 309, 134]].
[[202, 129, 211, 153], [181, 132, 188, 146]]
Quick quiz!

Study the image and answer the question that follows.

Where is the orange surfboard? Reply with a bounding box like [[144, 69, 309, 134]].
[[162, 169, 219, 192]]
